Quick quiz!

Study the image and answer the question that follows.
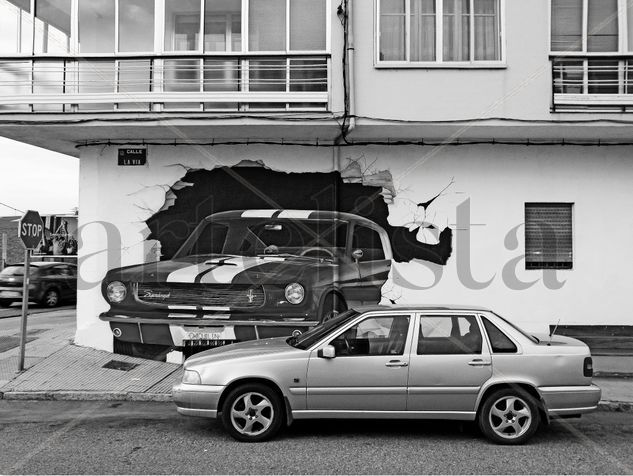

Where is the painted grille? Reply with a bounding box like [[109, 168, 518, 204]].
[[135, 283, 265, 308]]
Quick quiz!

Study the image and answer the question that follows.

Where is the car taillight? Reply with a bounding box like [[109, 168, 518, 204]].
[[583, 357, 593, 377]]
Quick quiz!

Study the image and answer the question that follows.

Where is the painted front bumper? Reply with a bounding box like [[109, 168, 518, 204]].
[[172, 383, 225, 418], [539, 384, 602, 416]]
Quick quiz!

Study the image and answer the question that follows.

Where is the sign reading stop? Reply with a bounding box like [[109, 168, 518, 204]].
[[18, 210, 44, 249]]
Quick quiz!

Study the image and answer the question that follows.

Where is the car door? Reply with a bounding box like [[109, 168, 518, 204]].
[[407, 313, 493, 414], [53, 265, 73, 299], [343, 224, 392, 305], [306, 313, 413, 411]]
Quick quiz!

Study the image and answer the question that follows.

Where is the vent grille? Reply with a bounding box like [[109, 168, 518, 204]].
[[136, 283, 265, 308]]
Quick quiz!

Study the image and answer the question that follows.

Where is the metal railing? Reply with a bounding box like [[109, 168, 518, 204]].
[[0, 53, 330, 112], [551, 55, 633, 112]]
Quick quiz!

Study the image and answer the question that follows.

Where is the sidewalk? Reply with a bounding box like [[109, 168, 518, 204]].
[[0, 312, 631, 412]]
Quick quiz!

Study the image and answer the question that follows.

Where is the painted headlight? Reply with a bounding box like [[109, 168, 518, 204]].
[[182, 369, 201, 385], [285, 283, 305, 304], [106, 281, 127, 303]]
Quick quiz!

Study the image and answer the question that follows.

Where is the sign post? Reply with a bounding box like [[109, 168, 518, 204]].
[[17, 210, 44, 372]]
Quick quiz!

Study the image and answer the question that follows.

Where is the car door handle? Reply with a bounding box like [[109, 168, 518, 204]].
[[468, 359, 492, 367], [385, 360, 409, 368]]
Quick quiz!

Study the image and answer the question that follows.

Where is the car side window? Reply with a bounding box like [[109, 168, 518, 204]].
[[482, 318, 518, 353], [329, 315, 410, 356], [352, 226, 385, 261], [417, 315, 482, 354]]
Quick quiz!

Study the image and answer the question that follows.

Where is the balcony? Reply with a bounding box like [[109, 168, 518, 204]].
[[551, 55, 633, 112], [0, 54, 330, 113]]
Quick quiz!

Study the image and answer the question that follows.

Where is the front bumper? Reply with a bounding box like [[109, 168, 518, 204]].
[[172, 383, 225, 418], [539, 384, 602, 416]]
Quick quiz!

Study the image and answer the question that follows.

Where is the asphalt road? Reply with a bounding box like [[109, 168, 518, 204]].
[[0, 303, 75, 320], [0, 401, 631, 474], [0, 306, 75, 333]]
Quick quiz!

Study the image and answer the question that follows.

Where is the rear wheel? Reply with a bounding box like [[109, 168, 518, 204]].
[[41, 288, 60, 308], [319, 293, 346, 323], [478, 388, 541, 445], [221, 383, 284, 442]]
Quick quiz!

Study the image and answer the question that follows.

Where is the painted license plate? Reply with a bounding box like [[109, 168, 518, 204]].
[[185, 326, 236, 341]]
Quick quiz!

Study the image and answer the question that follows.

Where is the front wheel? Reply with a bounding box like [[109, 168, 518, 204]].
[[41, 288, 60, 308], [478, 388, 541, 445], [221, 384, 284, 442]]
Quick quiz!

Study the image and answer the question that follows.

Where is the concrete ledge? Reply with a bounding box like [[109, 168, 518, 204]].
[[598, 400, 633, 413], [0, 390, 173, 402]]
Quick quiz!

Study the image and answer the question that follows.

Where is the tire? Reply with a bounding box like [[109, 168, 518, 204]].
[[319, 293, 346, 323], [221, 383, 284, 442], [40, 288, 60, 308], [478, 388, 541, 445]]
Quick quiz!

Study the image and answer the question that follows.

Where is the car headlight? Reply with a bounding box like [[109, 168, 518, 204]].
[[285, 282, 305, 304], [182, 369, 201, 385], [106, 281, 127, 303]]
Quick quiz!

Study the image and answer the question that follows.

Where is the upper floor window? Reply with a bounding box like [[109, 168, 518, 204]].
[[377, 0, 502, 65], [551, 0, 631, 52]]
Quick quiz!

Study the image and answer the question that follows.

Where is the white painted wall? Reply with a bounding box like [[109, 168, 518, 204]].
[[75, 143, 633, 350]]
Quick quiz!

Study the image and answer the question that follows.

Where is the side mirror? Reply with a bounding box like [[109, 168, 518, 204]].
[[317, 345, 336, 359], [351, 249, 363, 263]]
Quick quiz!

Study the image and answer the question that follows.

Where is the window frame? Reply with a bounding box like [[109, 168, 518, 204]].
[[549, 0, 632, 55], [375, 0, 506, 68], [524, 202, 574, 271]]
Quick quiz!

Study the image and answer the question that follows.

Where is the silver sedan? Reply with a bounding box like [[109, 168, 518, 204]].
[[172, 305, 601, 444]]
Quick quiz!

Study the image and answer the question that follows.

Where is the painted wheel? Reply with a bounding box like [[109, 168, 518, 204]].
[[221, 384, 283, 442], [478, 388, 541, 445], [41, 288, 60, 308], [319, 293, 346, 322]]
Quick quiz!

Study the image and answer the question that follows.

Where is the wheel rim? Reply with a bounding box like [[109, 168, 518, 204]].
[[230, 392, 274, 437], [45, 291, 59, 307], [488, 395, 532, 440]]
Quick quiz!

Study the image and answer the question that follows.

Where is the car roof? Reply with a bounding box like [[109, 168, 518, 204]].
[[352, 304, 492, 313], [205, 209, 381, 227]]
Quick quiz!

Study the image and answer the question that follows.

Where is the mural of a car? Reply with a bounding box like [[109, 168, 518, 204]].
[[100, 210, 393, 357]]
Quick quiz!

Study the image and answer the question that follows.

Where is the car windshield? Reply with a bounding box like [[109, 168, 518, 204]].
[[491, 312, 539, 343], [287, 309, 360, 350], [177, 217, 348, 258]]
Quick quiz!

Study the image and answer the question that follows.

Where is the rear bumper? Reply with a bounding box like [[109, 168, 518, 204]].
[[539, 384, 602, 416], [172, 383, 224, 418]]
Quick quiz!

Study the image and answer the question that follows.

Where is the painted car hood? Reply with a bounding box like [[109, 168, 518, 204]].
[[184, 337, 302, 366], [105, 254, 332, 284]]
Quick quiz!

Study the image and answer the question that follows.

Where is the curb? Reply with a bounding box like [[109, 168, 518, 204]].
[[598, 400, 633, 413], [0, 391, 172, 402]]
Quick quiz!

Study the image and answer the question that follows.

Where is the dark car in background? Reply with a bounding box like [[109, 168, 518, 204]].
[[0, 261, 77, 307], [100, 209, 393, 358]]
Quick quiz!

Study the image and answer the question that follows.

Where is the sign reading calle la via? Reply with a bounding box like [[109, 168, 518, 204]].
[[18, 209, 44, 249]]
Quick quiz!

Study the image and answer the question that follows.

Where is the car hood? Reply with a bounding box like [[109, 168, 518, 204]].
[[104, 254, 331, 284], [184, 337, 301, 367]]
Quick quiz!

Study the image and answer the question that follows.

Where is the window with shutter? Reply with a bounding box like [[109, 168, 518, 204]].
[[524, 203, 573, 270]]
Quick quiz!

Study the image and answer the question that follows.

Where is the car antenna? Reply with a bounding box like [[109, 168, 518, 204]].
[[548, 318, 561, 346]]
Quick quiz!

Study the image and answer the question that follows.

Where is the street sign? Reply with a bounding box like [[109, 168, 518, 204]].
[[18, 210, 44, 249]]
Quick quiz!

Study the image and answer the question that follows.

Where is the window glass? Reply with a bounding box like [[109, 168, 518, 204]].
[[411, 0, 435, 61], [117, 59, 151, 110], [119, 0, 155, 52], [290, 0, 326, 51], [204, 0, 241, 52], [34, 0, 71, 54], [483, 318, 517, 353], [474, 0, 498, 60], [77, 60, 116, 110], [164, 58, 201, 92], [165, 0, 201, 52], [249, 0, 285, 51], [587, 0, 618, 52], [187, 223, 229, 256], [290, 309, 360, 350], [352, 226, 385, 261], [443, 0, 470, 61], [380, 0, 406, 60], [330, 315, 410, 356], [79, 0, 115, 53], [0, 61, 31, 98], [551, 0, 582, 52], [289, 59, 328, 92], [0, 0, 31, 54], [418, 315, 482, 354]]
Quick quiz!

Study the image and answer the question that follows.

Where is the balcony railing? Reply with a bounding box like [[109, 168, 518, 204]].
[[0, 53, 330, 113], [551, 55, 633, 112]]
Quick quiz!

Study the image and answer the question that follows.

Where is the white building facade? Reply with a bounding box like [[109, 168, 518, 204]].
[[0, 0, 631, 354]]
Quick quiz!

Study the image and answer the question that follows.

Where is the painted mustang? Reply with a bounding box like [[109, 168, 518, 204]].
[[100, 210, 392, 356]]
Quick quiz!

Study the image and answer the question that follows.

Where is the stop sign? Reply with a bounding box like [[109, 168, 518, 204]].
[[18, 210, 44, 249]]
